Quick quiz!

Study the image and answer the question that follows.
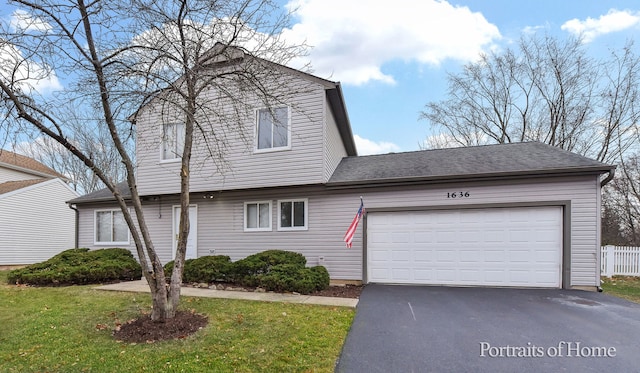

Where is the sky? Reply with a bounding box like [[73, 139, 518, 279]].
[[275, 0, 640, 154], [2, 0, 640, 155]]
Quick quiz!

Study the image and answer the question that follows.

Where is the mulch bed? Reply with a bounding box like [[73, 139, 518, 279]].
[[310, 284, 363, 298], [113, 310, 208, 343], [184, 282, 364, 298]]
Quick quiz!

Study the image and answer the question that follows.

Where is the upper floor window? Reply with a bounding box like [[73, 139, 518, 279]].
[[278, 199, 308, 231], [256, 106, 290, 151], [244, 201, 272, 231], [95, 209, 129, 245], [162, 122, 185, 160]]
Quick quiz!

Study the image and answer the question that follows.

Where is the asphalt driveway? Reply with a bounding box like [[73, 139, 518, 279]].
[[336, 285, 640, 373]]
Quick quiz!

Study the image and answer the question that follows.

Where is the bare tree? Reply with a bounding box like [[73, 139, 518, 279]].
[[0, 0, 306, 321], [15, 120, 132, 193], [421, 34, 640, 164], [603, 154, 640, 245]]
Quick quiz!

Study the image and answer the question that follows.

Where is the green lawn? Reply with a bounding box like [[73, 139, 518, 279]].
[[0, 270, 354, 372], [601, 276, 640, 303]]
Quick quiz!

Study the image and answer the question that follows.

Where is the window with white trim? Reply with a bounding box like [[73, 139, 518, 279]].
[[278, 199, 308, 231], [95, 209, 129, 245], [162, 122, 185, 160], [256, 106, 289, 151], [244, 201, 272, 231]]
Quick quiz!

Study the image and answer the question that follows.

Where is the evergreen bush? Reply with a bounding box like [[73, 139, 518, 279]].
[[8, 248, 141, 286], [164, 255, 232, 283]]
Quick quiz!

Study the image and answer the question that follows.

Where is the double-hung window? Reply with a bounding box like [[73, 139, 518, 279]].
[[278, 199, 308, 231], [244, 201, 272, 231], [95, 209, 129, 245], [256, 106, 289, 151], [162, 122, 185, 160]]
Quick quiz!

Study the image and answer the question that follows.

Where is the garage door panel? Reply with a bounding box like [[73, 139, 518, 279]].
[[369, 231, 391, 244], [484, 250, 506, 263], [391, 232, 411, 243], [369, 249, 391, 261], [536, 229, 561, 243], [436, 231, 457, 243], [460, 269, 481, 282], [413, 269, 434, 281], [367, 207, 562, 288], [413, 251, 433, 262], [510, 249, 534, 262], [414, 232, 434, 243], [484, 229, 507, 242], [459, 250, 481, 262], [392, 250, 411, 261], [459, 230, 481, 243], [436, 269, 457, 282], [436, 250, 457, 262], [484, 270, 507, 283]]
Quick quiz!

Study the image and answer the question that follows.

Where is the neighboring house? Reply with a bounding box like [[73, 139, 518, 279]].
[[67, 48, 615, 290], [0, 150, 79, 265]]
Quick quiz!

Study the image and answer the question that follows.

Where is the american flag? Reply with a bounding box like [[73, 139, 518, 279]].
[[343, 199, 365, 248]]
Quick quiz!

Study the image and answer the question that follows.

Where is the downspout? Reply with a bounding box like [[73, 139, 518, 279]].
[[600, 168, 616, 187], [68, 203, 79, 248], [597, 168, 616, 292]]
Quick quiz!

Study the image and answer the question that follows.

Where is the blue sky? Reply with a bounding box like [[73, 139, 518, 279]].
[[2, 0, 640, 155], [277, 0, 640, 154]]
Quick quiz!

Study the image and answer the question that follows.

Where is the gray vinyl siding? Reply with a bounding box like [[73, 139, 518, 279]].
[[0, 167, 41, 183], [135, 75, 329, 196], [75, 174, 601, 286], [323, 96, 348, 182], [76, 203, 174, 265], [0, 179, 78, 265]]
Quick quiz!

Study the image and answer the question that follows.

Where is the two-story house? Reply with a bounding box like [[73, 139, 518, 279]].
[[0, 150, 79, 266], [68, 47, 615, 290]]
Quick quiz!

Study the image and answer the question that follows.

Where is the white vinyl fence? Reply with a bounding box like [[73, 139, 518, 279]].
[[601, 245, 640, 277]]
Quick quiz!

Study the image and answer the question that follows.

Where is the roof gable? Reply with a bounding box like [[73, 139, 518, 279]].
[[328, 142, 615, 186], [0, 149, 67, 180]]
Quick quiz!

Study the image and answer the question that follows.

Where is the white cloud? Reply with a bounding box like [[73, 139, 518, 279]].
[[0, 43, 62, 94], [561, 9, 640, 42], [354, 134, 400, 155], [10, 10, 52, 33], [522, 24, 549, 35], [281, 0, 501, 85]]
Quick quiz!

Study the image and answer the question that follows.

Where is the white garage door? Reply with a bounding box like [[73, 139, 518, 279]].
[[367, 207, 562, 288]]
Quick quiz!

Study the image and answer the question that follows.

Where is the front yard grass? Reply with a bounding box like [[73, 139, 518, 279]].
[[600, 276, 640, 303], [0, 270, 354, 372]]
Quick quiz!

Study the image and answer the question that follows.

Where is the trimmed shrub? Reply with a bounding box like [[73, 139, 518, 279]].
[[258, 264, 330, 294], [164, 255, 232, 283], [231, 250, 307, 286], [7, 248, 142, 286], [164, 250, 329, 294]]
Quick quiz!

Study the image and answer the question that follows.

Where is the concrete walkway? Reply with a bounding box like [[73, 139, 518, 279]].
[[95, 280, 358, 308]]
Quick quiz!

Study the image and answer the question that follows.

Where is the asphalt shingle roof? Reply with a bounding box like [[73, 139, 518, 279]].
[[0, 149, 66, 179], [67, 181, 130, 204], [70, 142, 615, 203], [328, 142, 614, 186], [0, 179, 47, 195]]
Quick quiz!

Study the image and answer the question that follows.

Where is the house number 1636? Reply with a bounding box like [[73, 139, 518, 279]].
[[447, 191, 470, 198]]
